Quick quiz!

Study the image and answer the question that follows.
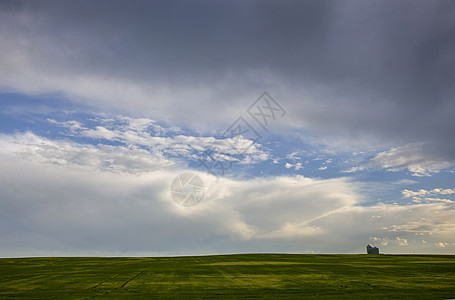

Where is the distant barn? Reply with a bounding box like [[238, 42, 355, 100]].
[[366, 244, 379, 254]]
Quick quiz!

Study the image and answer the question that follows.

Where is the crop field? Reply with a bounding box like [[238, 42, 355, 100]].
[[1, 254, 454, 299]]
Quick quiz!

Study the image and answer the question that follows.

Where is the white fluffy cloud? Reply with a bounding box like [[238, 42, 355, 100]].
[[348, 144, 455, 176], [1, 135, 455, 256], [0, 132, 175, 174], [284, 162, 303, 170], [401, 188, 455, 204], [47, 116, 270, 166], [402, 188, 455, 198], [0, 142, 355, 255]]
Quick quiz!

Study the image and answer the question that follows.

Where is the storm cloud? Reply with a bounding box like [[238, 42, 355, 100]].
[[1, 0, 454, 145]]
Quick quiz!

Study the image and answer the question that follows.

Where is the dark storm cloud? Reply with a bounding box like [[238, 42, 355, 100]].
[[1, 0, 454, 158], [1, 0, 329, 81]]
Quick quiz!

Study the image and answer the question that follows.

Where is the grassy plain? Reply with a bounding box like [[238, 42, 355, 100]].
[[1, 254, 454, 299]]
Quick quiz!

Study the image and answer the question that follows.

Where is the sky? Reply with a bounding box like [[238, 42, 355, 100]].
[[0, 0, 454, 257]]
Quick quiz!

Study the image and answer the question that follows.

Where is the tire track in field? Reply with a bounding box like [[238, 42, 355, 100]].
[[187, 256, 205, 296], [89, 270, 151, 298], [86, 259, 169, 298], [86, 272, 130, 299], [212, 264, 250, 288], [90, 272, 124, 291], [211, 262, 284, 291], [120, 270, 145, 289]]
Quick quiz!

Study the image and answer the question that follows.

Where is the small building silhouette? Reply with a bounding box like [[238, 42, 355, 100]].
[[366, 244, 379, 254]]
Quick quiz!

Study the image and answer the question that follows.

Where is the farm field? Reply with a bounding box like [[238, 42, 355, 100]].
[[1, 254, 454, 299]]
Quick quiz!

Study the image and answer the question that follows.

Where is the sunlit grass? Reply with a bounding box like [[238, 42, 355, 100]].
[[1, 254, 454, 299]]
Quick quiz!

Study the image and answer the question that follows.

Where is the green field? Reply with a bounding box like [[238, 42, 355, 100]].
[[1, 254, 454, 299]]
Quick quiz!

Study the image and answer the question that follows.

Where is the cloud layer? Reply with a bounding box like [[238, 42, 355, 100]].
[[1, 0, 454, 173], [1, 0, 454, 255], [1, 130, 454, 256]]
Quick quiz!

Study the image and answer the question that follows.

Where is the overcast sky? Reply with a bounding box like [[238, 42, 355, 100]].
[[1, 0, 454, 256]]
